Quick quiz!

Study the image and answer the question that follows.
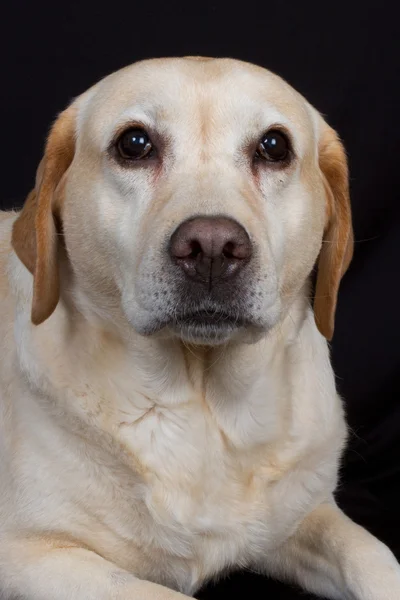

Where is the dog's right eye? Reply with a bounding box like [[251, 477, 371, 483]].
[[116, 128, 153, 160]]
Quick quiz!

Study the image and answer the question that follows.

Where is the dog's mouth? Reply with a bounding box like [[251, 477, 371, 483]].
[[167, 308, 250, 344], [176, 309, 245, 327]]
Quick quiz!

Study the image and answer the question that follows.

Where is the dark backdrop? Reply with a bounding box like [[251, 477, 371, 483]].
[[2, 2, 400, 598]]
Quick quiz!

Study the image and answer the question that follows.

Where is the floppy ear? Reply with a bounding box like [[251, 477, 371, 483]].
[[313, 124, 354, 341], [12, 105, 76, 325]]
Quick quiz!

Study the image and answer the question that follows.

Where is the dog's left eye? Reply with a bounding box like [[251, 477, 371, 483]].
[[116, 128, 153, 160], [256, 130, 290, 162]]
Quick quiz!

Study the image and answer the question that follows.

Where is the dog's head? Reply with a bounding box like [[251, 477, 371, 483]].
[[12, 58, 353, 345]]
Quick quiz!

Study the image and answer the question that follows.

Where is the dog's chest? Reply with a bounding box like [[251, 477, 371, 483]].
[[111, 399, 322, 592]]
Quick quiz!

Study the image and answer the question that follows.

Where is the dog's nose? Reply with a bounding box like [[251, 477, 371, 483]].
[[169, 216, 252, 284]]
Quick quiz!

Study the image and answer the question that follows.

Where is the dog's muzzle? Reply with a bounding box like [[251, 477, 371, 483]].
[[166, 215, 253, 342]]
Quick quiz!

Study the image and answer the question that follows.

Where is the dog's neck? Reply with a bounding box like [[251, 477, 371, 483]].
[[11, 253, 328, 448], [59, 312, 307, 448]]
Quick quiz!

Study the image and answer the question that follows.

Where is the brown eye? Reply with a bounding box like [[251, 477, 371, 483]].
[[257, 130, 289, 162], [117, 128, 153, 160]]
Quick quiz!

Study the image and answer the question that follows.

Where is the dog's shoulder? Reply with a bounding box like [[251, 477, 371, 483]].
[[0, 210, 31, 383], [0, 210, 15, 261], [0, 210, 17, 318]]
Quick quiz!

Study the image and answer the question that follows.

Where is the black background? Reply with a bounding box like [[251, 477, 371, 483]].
[[2, 1, 400, 598]]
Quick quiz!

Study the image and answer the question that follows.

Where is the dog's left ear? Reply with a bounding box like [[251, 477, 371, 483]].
[[313, 123, 354, 341], [12, 105, 76, 325]]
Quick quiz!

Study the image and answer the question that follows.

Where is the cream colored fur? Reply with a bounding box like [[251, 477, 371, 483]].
[[0, 57, 399, 600]]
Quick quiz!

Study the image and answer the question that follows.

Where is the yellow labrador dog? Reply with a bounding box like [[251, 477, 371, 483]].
[[0, 57, 399, 600]]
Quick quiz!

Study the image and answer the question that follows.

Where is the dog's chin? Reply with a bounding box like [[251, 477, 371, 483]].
[[144, 310, 264, 346], [125, 300, 279, 346], [171, 322, 241, 345]]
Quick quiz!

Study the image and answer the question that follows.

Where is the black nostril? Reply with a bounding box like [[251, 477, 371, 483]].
[[189, 240, 202, 258], [222, 241, 235, 258]]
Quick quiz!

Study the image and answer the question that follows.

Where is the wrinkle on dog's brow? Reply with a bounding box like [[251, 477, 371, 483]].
[[198, 99, 213, 162]]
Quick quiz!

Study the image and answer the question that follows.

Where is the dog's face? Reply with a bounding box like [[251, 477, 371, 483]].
[[12, 58, 353, 344]]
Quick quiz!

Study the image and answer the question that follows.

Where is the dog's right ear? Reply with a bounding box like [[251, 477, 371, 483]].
[[12, 105, 77, 325], [313, 123, 353, 341]]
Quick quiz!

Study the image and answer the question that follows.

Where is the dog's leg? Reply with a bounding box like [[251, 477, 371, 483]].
[[264, 501, 400, 600], [0, 540, 192, 600]]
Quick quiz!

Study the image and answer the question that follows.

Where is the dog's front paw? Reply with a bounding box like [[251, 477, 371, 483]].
[[343, 544, 400, 600]]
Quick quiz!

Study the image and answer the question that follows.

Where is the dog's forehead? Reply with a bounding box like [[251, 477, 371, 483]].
[[78, 58, 315, 148]]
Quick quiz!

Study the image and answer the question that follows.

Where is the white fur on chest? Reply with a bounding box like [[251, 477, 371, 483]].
[[109, 372, 344, 593]]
